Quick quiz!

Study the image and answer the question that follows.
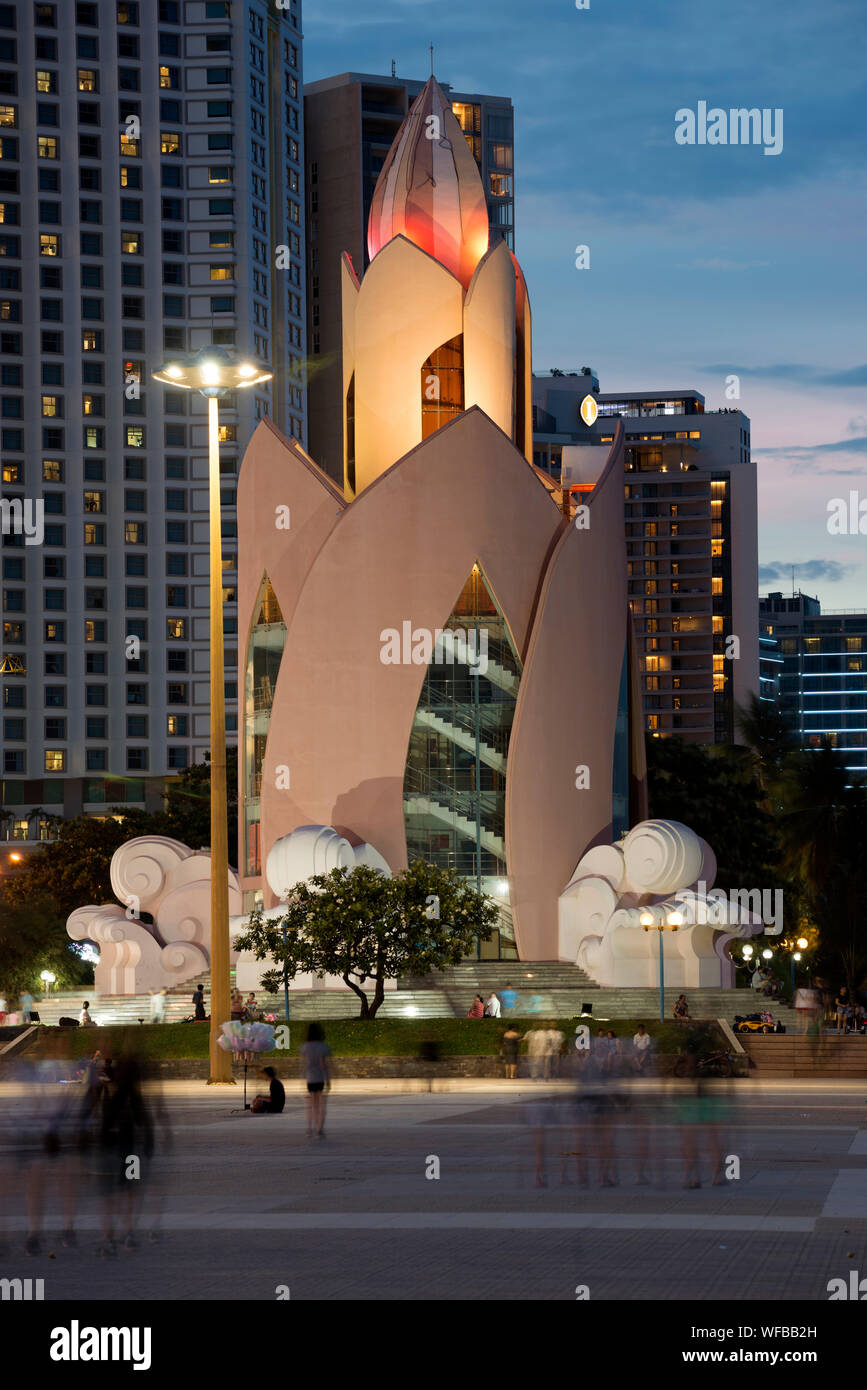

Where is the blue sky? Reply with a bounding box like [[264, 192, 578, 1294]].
[[304, 0, 867, 609]]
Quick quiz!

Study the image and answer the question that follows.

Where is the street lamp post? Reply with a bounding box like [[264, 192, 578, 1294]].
[[641, 909, 682, 1022], [152, 348, 272, 1085]]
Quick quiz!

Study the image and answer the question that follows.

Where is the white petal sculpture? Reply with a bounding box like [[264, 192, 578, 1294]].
[[265, 825, 356, 900], [352, 841, 392, 876], [110, 836, 192, 916], [559, 817, 768, 988], [622, 819, 703, 894]]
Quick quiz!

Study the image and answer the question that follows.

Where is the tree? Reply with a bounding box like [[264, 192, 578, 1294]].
[[734, 692, 797, 800], [117, 748, 239, 855], [1, 815, 130, 919], [0, 890, 92, 999], [645, 735, 787, 896], [234, 860, 499, 1018]]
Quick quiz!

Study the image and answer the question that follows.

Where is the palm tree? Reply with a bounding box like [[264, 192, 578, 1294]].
[[735, 693, 797, 797]]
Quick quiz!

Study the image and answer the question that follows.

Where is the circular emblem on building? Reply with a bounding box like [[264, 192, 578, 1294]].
[[580, 394, 598, 427]]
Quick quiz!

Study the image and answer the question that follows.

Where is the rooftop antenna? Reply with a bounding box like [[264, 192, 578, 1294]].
[[791, 564, 795, 599], [391, 59, 396, 77], [429, 43, 434, 77]]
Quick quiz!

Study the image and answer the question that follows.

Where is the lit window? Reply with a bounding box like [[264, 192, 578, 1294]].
[[0, 106, 15, 127], [126, 425, 144, 448], [37, 136, 58, 159], [121, 231, 141, 254], [120, 135, 140, 157], [36, 72, 56, 95], [208, 166, 231, 183], [83, 490, 104, 512], [125, 521, 145, 543], [161, 131, 180, 154], [489, 172, 512, 197], [167, 618, 185, 639], [712, 577, 723, 595], [209, 265, 233, 280], [217, 424, 236, 442], [78, 70, 97, 92], [82, 330, 98, 350], [44, 749, 66, 772], [689, 431, 701, 439], [159, 66, 172, 88], [40, 234, 59, 256], [41, 395, 58, 417]]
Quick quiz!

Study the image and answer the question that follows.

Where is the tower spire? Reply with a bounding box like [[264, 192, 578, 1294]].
[[429, 43, 434, 76]]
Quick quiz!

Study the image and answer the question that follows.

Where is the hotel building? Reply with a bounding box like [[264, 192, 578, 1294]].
[[0, 0, 306, 847]]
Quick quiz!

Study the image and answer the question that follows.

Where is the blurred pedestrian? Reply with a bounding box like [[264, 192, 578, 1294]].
[[524, 1025, 547, 1080], [500, 982, 518, 1013], [301, 1023, 332, 1138], [633, 1023, 652, 1074], [192, 984, 206, 1021], [501, 1023, 521, 1080], [674, 994, 689, 1022], [149, 989, 167, 1025], [545, 1022, 565, 1079], [20, 990, 34, 1024]]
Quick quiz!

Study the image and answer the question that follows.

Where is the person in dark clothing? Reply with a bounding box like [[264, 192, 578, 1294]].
[[252, 1066, 285, 1114], [192, 985, 206, 1021]]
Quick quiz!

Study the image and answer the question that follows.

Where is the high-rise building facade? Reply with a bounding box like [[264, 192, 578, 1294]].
[[0, 0, 306, 845], [303, 70, 515, 480], [533, 374, 759, 743], [760, 591, 867, 777]]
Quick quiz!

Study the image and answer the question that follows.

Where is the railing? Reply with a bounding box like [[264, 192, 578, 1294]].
[[404, 767, 505, 841]]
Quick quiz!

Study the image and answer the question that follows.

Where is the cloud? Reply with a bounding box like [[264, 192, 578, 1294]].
[[702, 362, 867, 388], [759, 558, 855, 585], [691, 258, 770, 271], [752, 435, 867, 474]]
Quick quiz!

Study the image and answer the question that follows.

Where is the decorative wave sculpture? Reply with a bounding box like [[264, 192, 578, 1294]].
[[560, 818, 765, 989]]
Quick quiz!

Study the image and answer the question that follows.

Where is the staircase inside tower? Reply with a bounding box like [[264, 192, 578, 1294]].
[[403, 564, 520, 959]]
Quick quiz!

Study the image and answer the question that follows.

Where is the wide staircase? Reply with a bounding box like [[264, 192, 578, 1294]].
[[27, 964, 800, 1028], [741, 1033, 867, 1078]]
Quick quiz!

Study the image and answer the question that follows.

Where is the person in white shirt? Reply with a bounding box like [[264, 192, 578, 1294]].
[[485, 992, 501, 1019], [633, 1024, 652, 1073], [79, 1001, 94, 1027], [524, 1026, 547, 1080], [544, 1026, 565, 1079]]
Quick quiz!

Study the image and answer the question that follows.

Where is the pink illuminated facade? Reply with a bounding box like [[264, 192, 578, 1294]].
[[236, 79, 644, 961]]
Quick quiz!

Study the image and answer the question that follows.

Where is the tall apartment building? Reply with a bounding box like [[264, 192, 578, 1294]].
[[760, 591, 867, 777], [533, 374, 759, 743], [0, 0, 306, 847], [303, 70, 515, 480]]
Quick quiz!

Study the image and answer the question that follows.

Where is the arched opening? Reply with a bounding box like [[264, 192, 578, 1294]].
[[242, 575, 286, 875], [403, 563, 520, 959], [421, 334, 464, 439]]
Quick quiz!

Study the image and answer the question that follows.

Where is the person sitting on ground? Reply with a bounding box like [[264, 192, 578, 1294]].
[[230, 989, 244, 1021], [484, 991, 501, 1019], [633, 1023, 652, 1073], [673, 994, 689, 1022], [466, 994, 485, 1019], [79, 1001, 95, 1027], [251, 1065, 285, 1114]]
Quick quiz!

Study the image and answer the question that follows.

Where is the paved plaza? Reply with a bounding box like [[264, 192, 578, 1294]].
[[1, 1078, 866, 1301]]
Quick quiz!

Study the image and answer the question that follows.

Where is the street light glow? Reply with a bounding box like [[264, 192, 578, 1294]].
[[762, 948, 773, 959], [796, 937, 808, 950], [165, 364, 184, 379], [742, 944, 754, 958], [199, 359, 222, 387], [793, 952, 802, 962]]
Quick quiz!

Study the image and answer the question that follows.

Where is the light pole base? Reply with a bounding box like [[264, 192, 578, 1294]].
[[206, 1076, 237, 1086]]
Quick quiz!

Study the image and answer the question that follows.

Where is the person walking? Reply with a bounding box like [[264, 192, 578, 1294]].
[[500, 982, 518, 1014], [300, 1023, 332, 1138], [501, 1023, 521, 1080], [835, 987, 851, 1035], [20, 990, 34, 1024], [149, 990, 167, 1025], [0, 992, 6, 1024], [484, 991, 501, 1019], [525, 1025, 547, 1081], [545, 1023, 565, 1079], [192, 984, 206, 1021]]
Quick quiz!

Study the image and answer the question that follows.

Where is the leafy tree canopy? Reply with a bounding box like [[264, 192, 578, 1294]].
[[234, 860, 499, 1017]]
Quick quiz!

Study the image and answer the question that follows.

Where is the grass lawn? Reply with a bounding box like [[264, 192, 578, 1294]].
[[32, 1016, 716, 1061]]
